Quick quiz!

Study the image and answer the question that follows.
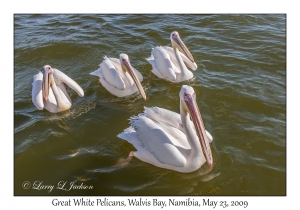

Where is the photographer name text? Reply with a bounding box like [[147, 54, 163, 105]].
[[22, 181, 93, 193]]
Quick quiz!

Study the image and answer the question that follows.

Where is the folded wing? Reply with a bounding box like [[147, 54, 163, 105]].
[[130, 115, 186, 167], [161, 46, 197, 71], [99, 58, 126, 90], [32, 72, 44, 110]]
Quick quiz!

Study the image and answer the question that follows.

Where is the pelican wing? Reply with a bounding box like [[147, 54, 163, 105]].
[[107, 57, 143, 82], [117, 126, 145, 149], [150, 47, 179, 81], [162, 46, 197, 71], [55, 82, 72, 104], [53, 69, 84, 97], [32, 72, 44, 110], [143, 107, 191, 149], [131, 115, 186, 167], [106, 57, 122, 73], [99, 58, 126, 90], [144, 106, 211, 147], [144, 107, 183, 131]]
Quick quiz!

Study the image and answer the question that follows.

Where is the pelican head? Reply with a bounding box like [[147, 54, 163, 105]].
[[180, 85, 213, 167], [170, 31, 194, 63], [119, 54, 147, 101], [42, 65, 54, 102]]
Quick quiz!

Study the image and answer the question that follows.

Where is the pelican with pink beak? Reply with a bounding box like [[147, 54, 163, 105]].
[[32, 65, 84, 113], [90, 54, 147, 101], [118, 85, 213, 173], [146, 31, 198, 83]]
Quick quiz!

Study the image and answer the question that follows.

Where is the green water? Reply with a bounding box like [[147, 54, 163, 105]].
[[14, 14, 286, 195]]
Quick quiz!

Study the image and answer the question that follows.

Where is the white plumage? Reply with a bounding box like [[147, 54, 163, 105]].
[[118, 85, 213, 173], [146, 31, 198, 83], [32, 65, 84, 113], [90, 54, 146, 100]]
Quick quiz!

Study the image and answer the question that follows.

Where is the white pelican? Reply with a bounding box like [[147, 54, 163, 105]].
[[90, 54, 147, 100], [118, 85, 213, 173], [32, 65, 84, 113], [146, 31, 197, 83]]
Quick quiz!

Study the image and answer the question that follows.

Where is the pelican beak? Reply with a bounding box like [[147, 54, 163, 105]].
[[42, 68, 53, 102], [171, 33, 195, 63], [183, 92, 213, 167], [121, 59, 147, 101]]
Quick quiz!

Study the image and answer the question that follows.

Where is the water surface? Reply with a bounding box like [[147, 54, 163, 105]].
[[14, 14, 286, 195]]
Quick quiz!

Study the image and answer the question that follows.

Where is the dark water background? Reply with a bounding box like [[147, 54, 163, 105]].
[[14, 14, 286, 195]]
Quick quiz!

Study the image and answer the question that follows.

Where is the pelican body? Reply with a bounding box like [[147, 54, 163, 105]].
[[32, 65, 84, 113], [90, 54, 147, 100], [146, 31, 197, 83], [118, 85, 213, 173]]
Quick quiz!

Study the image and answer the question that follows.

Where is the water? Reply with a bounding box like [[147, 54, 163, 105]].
[[14, 14, 286, 195]]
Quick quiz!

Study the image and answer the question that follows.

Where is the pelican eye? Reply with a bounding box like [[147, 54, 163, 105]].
[[184, 93, 191, 100]]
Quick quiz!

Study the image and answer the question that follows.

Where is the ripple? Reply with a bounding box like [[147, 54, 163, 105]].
[[14, 14, 286, 195], [54, 147, 99, 160]]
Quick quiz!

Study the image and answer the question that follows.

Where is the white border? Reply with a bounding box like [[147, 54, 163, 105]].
[[4, 0, 297, 209]]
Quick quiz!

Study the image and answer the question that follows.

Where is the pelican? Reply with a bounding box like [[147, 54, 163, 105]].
[[32, 65, 84, 113], [146, 31, 197, 83], [90, 54, 147, 100], [118, 85, 213, 173]]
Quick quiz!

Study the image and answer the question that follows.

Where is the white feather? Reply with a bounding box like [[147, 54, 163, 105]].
[[145, 32, 198, 83], [118, 85, 214, 173], [90, 55, 144, 98], [99, 58, 125, 90], [31, 67, 84, 113], [53, 68, 84, 97], [130, 115, 186, 167], [151, 47, 177, 81], [32, 72, 44, 110], [162, 46, 197, 71]]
